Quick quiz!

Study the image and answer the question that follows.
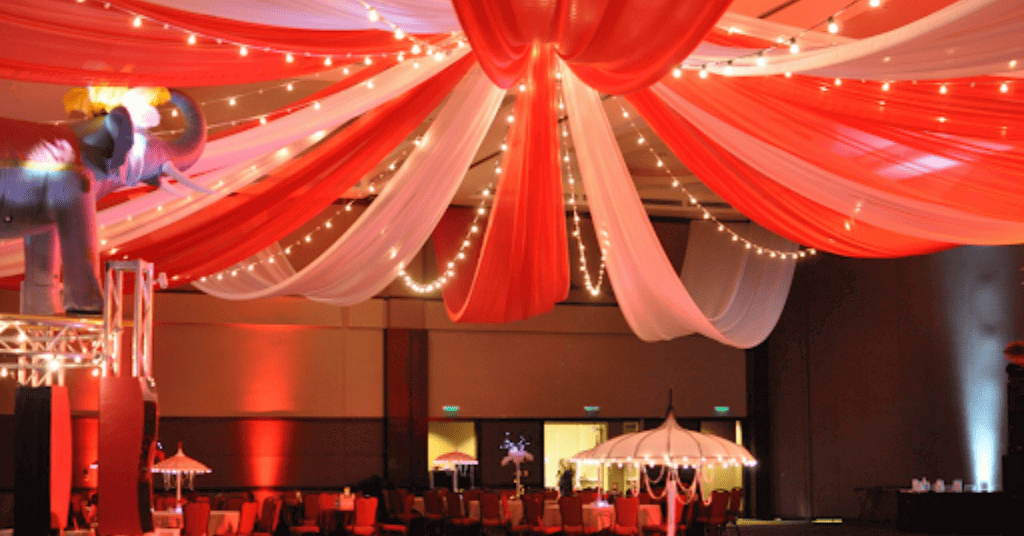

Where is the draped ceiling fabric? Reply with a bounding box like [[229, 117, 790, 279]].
[[2, 0, 1023, 345]]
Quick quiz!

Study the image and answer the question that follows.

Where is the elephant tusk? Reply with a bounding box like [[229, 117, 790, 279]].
[[161, 162, 214, 195], [158, 180, 190, 198]]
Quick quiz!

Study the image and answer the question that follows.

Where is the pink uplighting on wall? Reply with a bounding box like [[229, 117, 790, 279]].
[[238, 420, 293, 488]]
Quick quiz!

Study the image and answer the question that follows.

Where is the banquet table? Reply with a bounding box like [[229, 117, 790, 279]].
[[467, 498, 524, 525], [542, 503, 615, 530], [152, 509, 240, 535]]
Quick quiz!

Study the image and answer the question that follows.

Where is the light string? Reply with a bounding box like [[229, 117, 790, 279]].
[[359, 0, 469, 59], [685, 0, 882, 77], [81, 0, 462, 68], [396, 94, 516, 295], [196, 121, 444, 283], [554, 80, 607, 297], [612, 98, 814, 260]]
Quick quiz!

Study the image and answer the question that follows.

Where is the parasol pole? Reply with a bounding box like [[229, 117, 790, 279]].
[[453, 465, 458, 493], [666, 470, 677, 536], [176, 471, 182, 508]]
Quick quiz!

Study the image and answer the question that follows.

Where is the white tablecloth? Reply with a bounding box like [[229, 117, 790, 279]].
[[152, 509, 240, 535]]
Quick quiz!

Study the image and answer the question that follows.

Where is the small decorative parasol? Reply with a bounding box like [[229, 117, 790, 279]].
[[151, 442, 212, 509], [432, 451, 478, 491]]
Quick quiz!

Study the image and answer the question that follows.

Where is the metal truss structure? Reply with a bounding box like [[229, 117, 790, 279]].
[[0, 259, 161, 386]]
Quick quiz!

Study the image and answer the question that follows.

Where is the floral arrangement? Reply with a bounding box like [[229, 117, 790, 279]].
[[500, 433, 534, 466]]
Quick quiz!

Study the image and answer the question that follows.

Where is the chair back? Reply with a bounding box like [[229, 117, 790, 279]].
[[706, 490, 730, 525], [183, 501, 211, 536], [559, 495, 584, 529], [522, 495, 542, 527], [355, 497, 380, 527], [257, 497, 281, 532], [319, 492, 338, 512], [727, 487, 743, 518], [303, 492, 322, 523], [423, 490, 443, 516], [480, 493, 502, 522], [463, 489, 481, 504], [614, 496, 639, 529], [238, 501, 259, 534], [446, 492, 465, 519], [543, 489, 559, 501], [225, 496, 246, 512], [637, 491, 652, 505], [389, 489, 406, 515], [212, 495, 226, 510]]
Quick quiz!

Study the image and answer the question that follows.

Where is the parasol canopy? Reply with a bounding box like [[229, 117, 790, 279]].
[[574, 411, 756, 468], [432, 451, 478, 468], [151, 443, 211, 508]]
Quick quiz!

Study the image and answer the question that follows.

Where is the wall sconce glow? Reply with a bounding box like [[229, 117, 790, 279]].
[[443, 405, 459, 417], [938, 246, 1014, 492], [714, 406, 731, 415]]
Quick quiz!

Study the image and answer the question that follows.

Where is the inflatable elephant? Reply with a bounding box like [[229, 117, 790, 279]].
[[0, 89, 207, 315]]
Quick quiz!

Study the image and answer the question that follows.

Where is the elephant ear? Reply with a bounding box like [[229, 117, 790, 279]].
[[102, 106, 134, 174]]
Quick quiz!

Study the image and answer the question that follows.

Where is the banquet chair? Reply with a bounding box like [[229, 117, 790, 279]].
[[542, 490, 559, 501], [254, 497, 283, 536], [318, 492, 342, 534], [423, 490, 445, 536], [446, 492, 479, 536], [509, 494, 534, 536], [225, 496, 247, 512], [346, 497, 380, 536], [559, 495, 600, 536], [232, 501, 259, 536], [479, 492, 506, 536], [290, 492, 323, 534], [637, 492, 653, 505], [693, 490, 729, 536], [724, 488, 743, 536], [525, 495, 560, 536], [184, 501, 212, 536], [612, 496, 640, 536]]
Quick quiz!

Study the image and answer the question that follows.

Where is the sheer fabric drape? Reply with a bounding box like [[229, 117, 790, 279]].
[[196, 65, 504, 303]]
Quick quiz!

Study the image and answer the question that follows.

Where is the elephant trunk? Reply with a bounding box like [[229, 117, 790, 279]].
[[165, 89, 206, 172]]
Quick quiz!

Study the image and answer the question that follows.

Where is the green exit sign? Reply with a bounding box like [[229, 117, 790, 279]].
[[714, 406, 730, 415], [443, 405, 459, 417]]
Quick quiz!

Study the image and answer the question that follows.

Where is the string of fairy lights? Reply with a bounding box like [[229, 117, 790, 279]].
[[78, 0, 466, 68], [610, 97, 814, 260], [554, 80, 608, 297]]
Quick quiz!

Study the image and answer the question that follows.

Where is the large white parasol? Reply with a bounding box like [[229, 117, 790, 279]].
[[151, 443, 212, 509], [571, 403, 756, 536], [431, 451, 478, 491]]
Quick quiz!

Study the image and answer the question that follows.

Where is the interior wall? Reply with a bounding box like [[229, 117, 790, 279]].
[[768, 245, 1024, 519], [415, 300, 746, 419]]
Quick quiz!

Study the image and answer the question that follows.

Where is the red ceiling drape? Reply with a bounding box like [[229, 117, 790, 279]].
[[111, 55, 475, 282], [434, 45, 569, 322], [0, 0, 424, 86], [451, 0, 732, 94], [626, 89, 953, 258]]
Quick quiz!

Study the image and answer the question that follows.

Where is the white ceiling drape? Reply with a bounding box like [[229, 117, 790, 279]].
[[141, 0, 462, 33], [561, 60, 797, 346], [195, 66, 504, 303], [702, 0, 1024, 80]]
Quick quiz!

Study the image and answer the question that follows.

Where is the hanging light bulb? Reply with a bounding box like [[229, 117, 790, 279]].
[[869, 0, 882, 6], [239, 45, 248, 57], [367, 8, 380, 22], [699, 65, 708, 79], [827, 17, 839, 34], [1001, 82, 1010, 93], [285, 53, 294, 63], [788, 38, 800, 54], [324, 56, 332, 66], [394, 29, 405, 40], [882, 81, 891, 91], [187, 33, 197, 45], [132, 15, 142, 27], [756, 52, 766, 67], [724, 60, 734, 76]]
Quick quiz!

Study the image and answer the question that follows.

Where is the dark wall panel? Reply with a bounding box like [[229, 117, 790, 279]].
[[768, 246, 1024, 519]]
